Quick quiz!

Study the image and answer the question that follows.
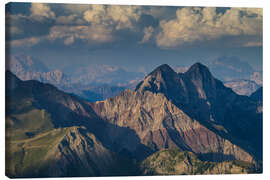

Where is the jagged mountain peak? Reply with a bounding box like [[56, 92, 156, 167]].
[[149, 64, 176, 76], [185, 62, 213, 78], [183, 62, 219, 100], [135, 63, 185, 99]]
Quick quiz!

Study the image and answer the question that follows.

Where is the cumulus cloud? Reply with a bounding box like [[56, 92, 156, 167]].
[[6, 13, 27, 36], [145, 6, 177, 20], [48, 25, 114, 45], [140, 26, 154, 43], [242, 41, 262, 47], [55, 14, 85, 25], [9, 37, 42, 47], [61, 4, 92, 14], [8, 26, 23, 35], [7, 4, 262, 49], [83, 4, 142, 30], [30, 3, 55, 20], [83, 5, 108, 24], [156, 7, 262, 48], [46, 4, 144, 46]]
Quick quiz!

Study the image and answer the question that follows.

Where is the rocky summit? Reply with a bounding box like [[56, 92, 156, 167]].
[[5, 62, 262, 177]]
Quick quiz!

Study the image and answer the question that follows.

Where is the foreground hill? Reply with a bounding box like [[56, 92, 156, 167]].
[[5, 71, 139, 177], [141, 149, 256, 175]]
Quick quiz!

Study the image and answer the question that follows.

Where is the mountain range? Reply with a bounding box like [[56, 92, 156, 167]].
[[6, 54, 262, 100], [5, 62, 262, 177], [6, 54, 144, 102], [6, 54, 70, 86]]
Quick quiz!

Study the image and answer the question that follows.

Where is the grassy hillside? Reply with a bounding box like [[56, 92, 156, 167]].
[[140, 149, 256, 175], [6, 128, 67, 177]]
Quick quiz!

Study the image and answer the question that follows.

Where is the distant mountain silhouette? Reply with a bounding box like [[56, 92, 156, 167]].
[[209, 56, 254, 81]]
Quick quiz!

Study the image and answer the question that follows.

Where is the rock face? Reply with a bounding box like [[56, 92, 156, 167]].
[[39, 126, 119, 177], [5, 61, 262, 177], [224, 79, 260, 96], [92, 63, 262, 164], [92, 90, 254, 163]]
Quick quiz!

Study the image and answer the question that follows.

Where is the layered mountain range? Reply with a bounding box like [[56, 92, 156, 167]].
[[224, 79, 260, 96], [6, 54, 262, 99], [6, 54, 143, 102], [208, 56, 255, 81], [6, 54, 70, 86], [5, 62, 262, 177]]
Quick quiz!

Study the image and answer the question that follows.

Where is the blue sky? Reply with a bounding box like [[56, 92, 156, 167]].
[[5, 2, 262, 72]]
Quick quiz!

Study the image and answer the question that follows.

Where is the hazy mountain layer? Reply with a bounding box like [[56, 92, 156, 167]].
[[6, 55, 142, 101], [224, 79, 260, 96], [209, 56, 254, 81], [6, 55, 70, 86]]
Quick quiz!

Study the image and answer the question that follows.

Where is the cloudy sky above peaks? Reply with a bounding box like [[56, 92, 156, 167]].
[[5, 3, 262, 72]]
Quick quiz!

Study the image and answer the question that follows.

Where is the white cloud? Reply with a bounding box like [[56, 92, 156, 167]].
[[156, 7, 262, 48], [83, 5, 108, 25], [61, 4, 92, 14], [9, 37, 42, 47], [8, 5, 262, 49], [5, 13, 27, 36], [63, 36, 75, 45], [83, 4, 142, 30], [55, 14, 85, 25], [30, 3, 55, 20], [48, 25, 114, 45], [107, 5, 142, 30], [145, 6, 177, 20], [8, 26, 23, 35], [45, 4, 144, 46], [140, 26, 154, 43], [242, 41, 262, 47]]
